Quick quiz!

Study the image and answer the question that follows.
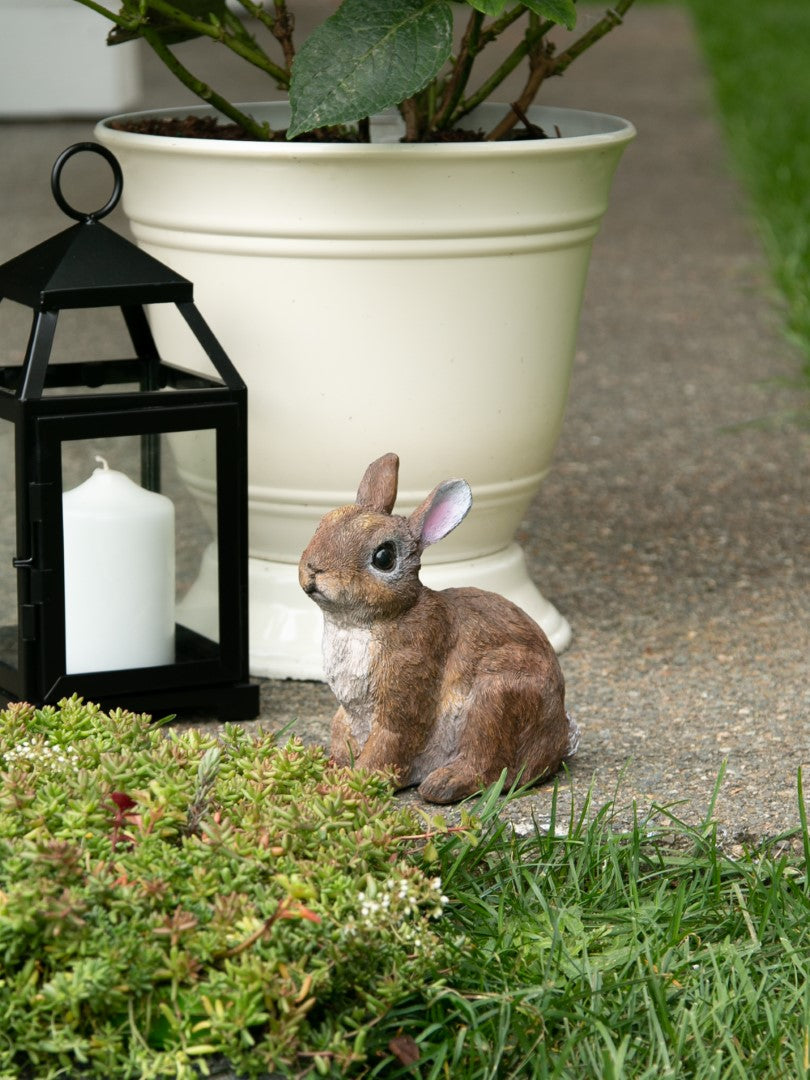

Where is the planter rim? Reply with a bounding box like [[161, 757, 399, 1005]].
[[95, 102, 636, 160]]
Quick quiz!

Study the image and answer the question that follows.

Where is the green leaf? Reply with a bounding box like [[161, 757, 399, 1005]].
[[464, 0, 508, 14], [463, 0, 576, 29], [522, 0, 577, 31], [288, 0, 454, 139]]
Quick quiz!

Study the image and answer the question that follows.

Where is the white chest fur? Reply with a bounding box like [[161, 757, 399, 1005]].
[[322, 620, 375, 715]]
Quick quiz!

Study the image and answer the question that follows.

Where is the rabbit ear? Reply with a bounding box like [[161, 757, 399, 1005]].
[[409, 479, 472, 548], [356, 452, 400, 513]]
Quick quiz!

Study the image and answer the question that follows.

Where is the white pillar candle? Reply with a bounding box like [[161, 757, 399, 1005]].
[[62, 457, 175, 673]]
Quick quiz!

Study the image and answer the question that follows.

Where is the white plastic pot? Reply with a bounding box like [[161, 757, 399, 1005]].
[[96, 102, 635, 678]]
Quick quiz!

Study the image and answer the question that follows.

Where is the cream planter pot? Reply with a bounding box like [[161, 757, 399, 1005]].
[[96, 103, 635, 680]]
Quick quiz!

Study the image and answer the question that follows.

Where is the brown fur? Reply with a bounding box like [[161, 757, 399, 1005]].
[[299, 452, 577, 804]]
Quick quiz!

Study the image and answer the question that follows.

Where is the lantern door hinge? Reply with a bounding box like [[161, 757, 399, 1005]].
[[13, 556, 54, 604]]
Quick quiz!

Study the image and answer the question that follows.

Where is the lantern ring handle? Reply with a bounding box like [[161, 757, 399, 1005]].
[[51, 142, 123, 223]]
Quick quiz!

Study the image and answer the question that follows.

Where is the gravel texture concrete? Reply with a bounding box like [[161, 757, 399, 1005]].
[[2, 5, 808, 848]]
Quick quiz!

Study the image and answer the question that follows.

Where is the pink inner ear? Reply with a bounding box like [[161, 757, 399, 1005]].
[[421, 483, 472, 546]]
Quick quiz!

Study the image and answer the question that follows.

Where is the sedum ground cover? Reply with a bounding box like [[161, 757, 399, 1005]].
[[0, 699, 454, 1078], [1, 698, 810, 1078]]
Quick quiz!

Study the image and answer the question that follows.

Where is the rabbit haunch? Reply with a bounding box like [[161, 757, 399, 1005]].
[[299, 452, 579, 804]]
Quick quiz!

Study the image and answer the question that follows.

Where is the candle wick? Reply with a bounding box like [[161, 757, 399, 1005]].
[[94, 456, 110, 471]]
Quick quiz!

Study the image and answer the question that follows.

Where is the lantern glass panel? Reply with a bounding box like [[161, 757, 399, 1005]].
[[60, 429, 220, 675], [44, 307, 133, 370], [0, 416, 16, 672], [0, 301, 29, 368]]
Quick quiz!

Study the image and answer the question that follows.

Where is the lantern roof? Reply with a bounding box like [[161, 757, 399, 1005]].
[[0, 141, 193, 311], [0, 143, 245, 403], [0, 218, 193, 310]]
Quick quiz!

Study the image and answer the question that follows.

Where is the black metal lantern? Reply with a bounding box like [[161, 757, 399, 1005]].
[[0, 143, 258, 719]]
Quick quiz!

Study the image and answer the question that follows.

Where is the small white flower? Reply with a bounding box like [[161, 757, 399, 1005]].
[[4, 737, 78, 768]]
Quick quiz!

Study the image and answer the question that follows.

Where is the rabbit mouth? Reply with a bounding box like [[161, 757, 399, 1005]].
[[304, 581, 329, 605], [303, 577, 335, 608]]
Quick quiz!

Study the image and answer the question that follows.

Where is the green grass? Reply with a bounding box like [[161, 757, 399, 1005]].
[[684, 0, 810, 382], [376, 778, 810, 1079]]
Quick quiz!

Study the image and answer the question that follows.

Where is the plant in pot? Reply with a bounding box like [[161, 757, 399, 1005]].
[[70, 0, 636, 678]]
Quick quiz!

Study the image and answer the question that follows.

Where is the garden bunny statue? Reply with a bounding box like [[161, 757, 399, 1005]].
[[299, 453, 579, 804]]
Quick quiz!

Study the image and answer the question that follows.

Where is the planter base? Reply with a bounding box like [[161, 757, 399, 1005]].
[[179, 544, 571, 681]]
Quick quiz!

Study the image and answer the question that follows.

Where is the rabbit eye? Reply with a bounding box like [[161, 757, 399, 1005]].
[[371, 542, 397, 572]]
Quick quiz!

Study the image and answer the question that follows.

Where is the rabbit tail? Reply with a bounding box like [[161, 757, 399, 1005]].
[[565, 712, 581, 759]]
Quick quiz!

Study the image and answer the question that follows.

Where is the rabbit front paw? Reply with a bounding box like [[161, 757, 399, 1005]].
[[418, 764, 482, 805]]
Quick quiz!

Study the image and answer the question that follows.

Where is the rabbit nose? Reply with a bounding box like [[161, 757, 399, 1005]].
[[302, 562, 321, 594]]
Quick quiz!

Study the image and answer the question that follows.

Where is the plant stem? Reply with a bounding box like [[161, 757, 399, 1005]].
[[456, 18, 553, 124], [484, 0, 636, 140], [70, 0, 129, 28], [478, 3, 531, 49], [233, 0, 281, 37], [140, 25, 276, 139], [483, 42, 555, 140], [219, 912, 277, 959], [551, 0, 635, 78], [400, 98, 422, 143], [145, 0, 290, 86], [271, 0, 296, 70], [429, 8, 484, 135]]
